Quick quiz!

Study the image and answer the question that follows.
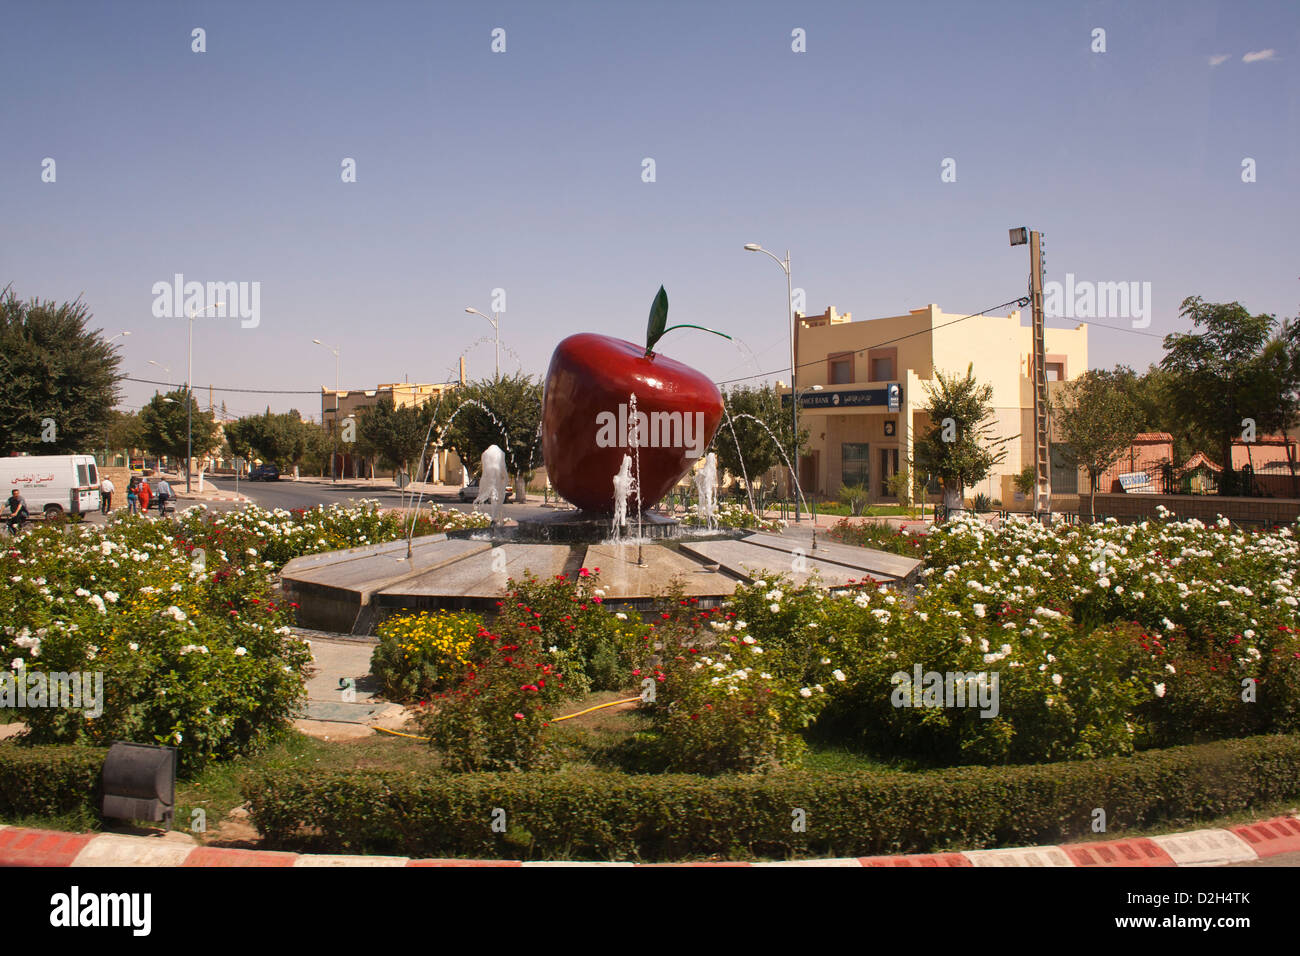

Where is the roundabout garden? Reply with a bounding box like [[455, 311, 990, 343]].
[[3, 503, 1300, 861]]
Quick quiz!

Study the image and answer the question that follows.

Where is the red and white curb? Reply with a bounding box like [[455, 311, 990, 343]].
[[2, 816, 1298, 867]]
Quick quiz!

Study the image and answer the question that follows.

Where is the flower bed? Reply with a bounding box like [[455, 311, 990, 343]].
[[0, 502, 454, 772]]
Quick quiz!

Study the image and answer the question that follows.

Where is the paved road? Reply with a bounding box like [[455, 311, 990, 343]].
[[203, 475, 571, 523]]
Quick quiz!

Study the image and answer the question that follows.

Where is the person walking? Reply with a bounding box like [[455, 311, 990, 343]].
[[126, 478, 139, 515], [156, 477, 173, 514], [100, 476, 115, 514], [137, 478, 152, 514]]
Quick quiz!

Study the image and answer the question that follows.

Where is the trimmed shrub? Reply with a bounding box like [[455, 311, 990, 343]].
[[242, 734, 1300, 861], [0, 743, 104, 819]]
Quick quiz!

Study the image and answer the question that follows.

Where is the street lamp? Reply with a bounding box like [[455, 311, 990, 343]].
[[106, 330, 132, 343], [744, 242, 801, 520], [184, 302, 225, 493], [313, 339, 342, 481], [465, 308, 500, 379]]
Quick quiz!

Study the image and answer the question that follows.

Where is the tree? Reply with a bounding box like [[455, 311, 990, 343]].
[[1161, 297, 1300, 494], [435, 374, 543, 501], [911, 364, 1013, 512], [139, 391, 220, 467], [223, 409, 320, 470], [711, 384, 808, 497], [358, 396, 433, 481], [104, 409, 145, 454], [0, 289, 124, 455], [1051, 370, 1142, 514]]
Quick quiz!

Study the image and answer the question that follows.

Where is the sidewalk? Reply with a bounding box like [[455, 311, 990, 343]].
[[3, 814, 1297, 867]]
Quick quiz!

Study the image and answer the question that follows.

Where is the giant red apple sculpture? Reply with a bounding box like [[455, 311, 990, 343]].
[[542, 288, 726, 514]]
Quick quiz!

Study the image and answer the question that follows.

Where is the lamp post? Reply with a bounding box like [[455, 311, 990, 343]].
[[312, 339, 341, 481], [464, 308, 500, 379], [106, 330, 131, 344], [744, 242, 801, 521], [184, 302, 224, 493]]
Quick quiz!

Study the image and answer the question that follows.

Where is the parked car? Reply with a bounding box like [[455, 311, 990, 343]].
[[248, 464, 281, 481], [0, 454, 101, 518], [459, 482, 513, 503]]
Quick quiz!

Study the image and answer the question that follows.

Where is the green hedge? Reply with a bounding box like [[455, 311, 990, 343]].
[[0, 743, 104, 820], [243, 734, 1300, 861]]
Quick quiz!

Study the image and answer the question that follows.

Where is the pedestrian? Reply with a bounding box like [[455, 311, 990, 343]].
[[137, 479, 152, 514], [126, 478, 139, 515], [100, 476, 115, 514], [156, 477, 173, 514]]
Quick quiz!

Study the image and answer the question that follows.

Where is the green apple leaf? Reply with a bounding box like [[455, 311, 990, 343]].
[[645, 286, 669, 355]]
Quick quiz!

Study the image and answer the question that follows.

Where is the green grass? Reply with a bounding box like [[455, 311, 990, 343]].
[[809, 503, 924, 518]]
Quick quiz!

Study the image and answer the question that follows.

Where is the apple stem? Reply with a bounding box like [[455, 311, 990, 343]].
[[645, 324, 733, 358]]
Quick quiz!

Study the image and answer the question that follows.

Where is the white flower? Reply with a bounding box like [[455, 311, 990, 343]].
[[832, 669, 846, 682], [734, 621, 747, 630], [769, 604, 781, 613], [820, 657, 831, 665], [104, 591, 119, 603], [128, 642, 139, 651], [10, 659, 23, 670], [165, 606, 187, 622], [973, 603, 986, 618], [1165, 663, 1176, 674], [235, 647, 247, 656], [1051, 673, 1063, 686], [742, 635, 756, 645], [615, 612, 627, 620], [1154, 683, 1166, 698], [799, 687, 812, 698]]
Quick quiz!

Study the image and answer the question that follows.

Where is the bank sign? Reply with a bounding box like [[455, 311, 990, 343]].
[[785, 384, 901, 410]]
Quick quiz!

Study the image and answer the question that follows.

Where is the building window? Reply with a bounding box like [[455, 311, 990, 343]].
[[879, 447, 899, 498], [829, 355, 853, 384], [1050, 444, 1078, 494], [870, 356, 894, 381], [842, 442, 870, 487], [1045, 362, 1064, 382]]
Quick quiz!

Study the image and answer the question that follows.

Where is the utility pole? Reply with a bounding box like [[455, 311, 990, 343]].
[[1028, 230, 1051, 515]]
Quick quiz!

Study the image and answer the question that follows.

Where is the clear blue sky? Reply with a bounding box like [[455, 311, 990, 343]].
[[2, 0, 1296, 419]]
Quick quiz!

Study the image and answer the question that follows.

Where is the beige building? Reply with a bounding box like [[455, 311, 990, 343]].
[[781, 304, 1088, 505], [320, 382, 465, 482]]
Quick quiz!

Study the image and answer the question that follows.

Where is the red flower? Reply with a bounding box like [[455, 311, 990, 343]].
[[513, 712, 525, 720]]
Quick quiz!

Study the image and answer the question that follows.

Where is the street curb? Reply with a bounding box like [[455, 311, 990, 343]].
[[2, 815, 1297, 867]]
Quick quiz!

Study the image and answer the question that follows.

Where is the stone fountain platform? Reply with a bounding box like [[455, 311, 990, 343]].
[[280, 523, 923, 635]]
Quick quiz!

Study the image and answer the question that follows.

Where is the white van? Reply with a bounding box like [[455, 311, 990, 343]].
[[0, 454, 102, 518]]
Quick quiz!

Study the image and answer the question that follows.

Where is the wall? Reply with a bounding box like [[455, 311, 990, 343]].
[[1085, 494, 1300, 526], [98, 466, 132, 511]]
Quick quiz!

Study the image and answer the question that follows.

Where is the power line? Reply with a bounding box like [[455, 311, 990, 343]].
[[714, 297, 1175, 387], [715, 296, 1031, 386], [123, 376, 461, 395]]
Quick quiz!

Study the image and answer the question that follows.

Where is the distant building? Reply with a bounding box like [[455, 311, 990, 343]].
[[320, 381, 464, 482]]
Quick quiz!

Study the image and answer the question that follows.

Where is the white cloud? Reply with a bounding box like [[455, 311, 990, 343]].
[[1242, 49, 1276, 63], [1208, 53, 1230, 67]]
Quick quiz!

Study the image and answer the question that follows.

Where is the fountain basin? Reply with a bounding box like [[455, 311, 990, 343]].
[[280, 527, 923, 635]]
